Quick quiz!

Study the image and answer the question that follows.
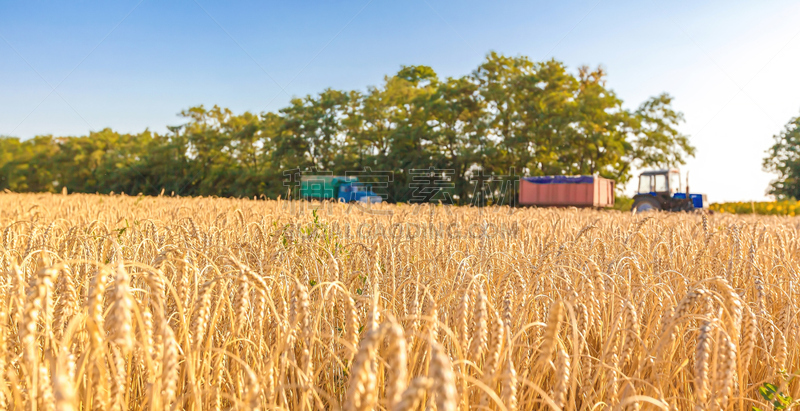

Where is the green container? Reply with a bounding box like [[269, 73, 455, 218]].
[[300, 175, 357, 199]]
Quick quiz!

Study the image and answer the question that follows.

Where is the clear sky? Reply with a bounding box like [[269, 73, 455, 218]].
[[2, 0, 799, 201]]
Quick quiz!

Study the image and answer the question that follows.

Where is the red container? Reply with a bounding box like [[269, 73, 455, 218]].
[[518, 176, 615, 207]]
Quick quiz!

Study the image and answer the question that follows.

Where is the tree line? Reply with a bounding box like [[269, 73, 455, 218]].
[[0, 52, 695, 203]]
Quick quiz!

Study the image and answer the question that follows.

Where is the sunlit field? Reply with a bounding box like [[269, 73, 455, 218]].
[[711, 201, 800, 216], [0, 192, 798, 410]]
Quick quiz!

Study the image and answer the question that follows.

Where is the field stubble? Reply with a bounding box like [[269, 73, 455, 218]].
[[0, 193, 798, 410]]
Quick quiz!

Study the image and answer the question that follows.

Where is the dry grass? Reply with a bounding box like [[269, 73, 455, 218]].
[[0, 192, 798, 410]]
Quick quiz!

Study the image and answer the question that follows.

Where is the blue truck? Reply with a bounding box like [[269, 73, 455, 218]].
[[299, 175, 383, 203], [631, 169, 708, 212]]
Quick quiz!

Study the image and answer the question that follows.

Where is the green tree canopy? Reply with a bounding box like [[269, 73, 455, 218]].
[[0, 53, 695, 202], [764, 113, 800, 199]]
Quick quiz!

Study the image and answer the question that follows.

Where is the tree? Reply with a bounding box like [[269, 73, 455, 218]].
[[0, 136, 60, 192], [473, 52, 534, 176], [629, 93, 695, 177], [425, 75, 485, 203], [110, 129, 192, 196], [273, 90, 349, 173], [0, 52, 695, 201], [347, 66, 440, 201], [561, 66, 633, 181], [764, 113, 800, 199]]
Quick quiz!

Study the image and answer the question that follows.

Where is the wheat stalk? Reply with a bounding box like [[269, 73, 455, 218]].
[[0, 193, 797, 410]]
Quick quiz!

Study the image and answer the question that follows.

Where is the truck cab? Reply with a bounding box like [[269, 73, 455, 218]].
[[300, 175, 383, 204], [338, 182, 383, 204], [632, 169, 707, 212]]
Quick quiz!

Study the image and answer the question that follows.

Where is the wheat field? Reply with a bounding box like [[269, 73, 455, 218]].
[[0, 192, 797, 410]]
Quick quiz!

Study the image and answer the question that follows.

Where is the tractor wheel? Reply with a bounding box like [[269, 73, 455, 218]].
[[632, 197, 661, 213]]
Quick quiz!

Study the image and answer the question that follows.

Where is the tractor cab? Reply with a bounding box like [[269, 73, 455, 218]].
[[632, 169, 707, 212], [637, 169, 681, 196]]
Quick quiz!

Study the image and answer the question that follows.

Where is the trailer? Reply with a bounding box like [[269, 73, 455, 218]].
[[518, 175, 615, 207]]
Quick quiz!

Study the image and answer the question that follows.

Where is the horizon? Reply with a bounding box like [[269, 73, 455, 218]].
[[2, 0, 800, 202]]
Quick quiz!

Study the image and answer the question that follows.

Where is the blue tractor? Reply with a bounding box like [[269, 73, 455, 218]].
[[631, 169, 708, 212]]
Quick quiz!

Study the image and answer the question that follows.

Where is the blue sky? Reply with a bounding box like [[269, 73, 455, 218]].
[[2, 0, 799, 201]]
